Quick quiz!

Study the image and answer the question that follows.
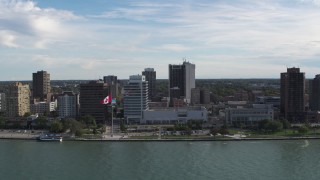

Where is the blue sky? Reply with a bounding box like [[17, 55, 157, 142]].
[[1, 0, 320, 80]]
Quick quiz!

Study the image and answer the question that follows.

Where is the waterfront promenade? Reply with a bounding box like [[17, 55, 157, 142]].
[[1, 129, 320, 142]]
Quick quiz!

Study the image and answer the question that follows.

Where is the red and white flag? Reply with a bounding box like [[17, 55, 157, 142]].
[[100, 93, 112, 104]]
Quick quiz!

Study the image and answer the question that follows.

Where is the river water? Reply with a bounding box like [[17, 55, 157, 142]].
[[0, 139, 319, 180]]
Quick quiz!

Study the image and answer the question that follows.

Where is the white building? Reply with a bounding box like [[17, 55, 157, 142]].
[[57, 91, 79, 118], [143, 106, 207, 124], [124, 75, 149, 124], [225, 104, 274, 126]]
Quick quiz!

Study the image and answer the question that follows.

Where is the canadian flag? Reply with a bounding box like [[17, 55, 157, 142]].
[[100, 93, 112, 104]]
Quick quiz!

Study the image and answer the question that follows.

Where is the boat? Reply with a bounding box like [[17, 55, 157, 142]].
[[38, 134, 63, 142]]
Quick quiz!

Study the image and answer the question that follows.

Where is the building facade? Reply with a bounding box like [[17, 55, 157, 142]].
[[0, 93, 5, 115], [191, 88, 210, 105], [80, 80, 109, 124], [57, 91, 79, 118], [169, 61, 195, 103], [6, 82, 30, 117], [280, 67, 305, 122], [309, 74, 320, 111], [142, 68, 156, 101], [255, 96, 280, 108], [103, 75, 119, 98], [123, 75, 148, 124], [30, 101, 56, 116], [143, 106, 208, 124], [32, 70, 51, 101], [200, 88, 210, 104], [225, 104, 274, 126]]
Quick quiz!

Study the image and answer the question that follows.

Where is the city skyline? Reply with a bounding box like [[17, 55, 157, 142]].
[[2, 0, 320, 80]]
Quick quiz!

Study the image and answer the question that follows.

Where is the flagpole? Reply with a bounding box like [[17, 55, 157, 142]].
[[111, 104, 113, 137]]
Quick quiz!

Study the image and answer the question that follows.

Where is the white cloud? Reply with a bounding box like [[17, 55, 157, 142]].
[[2, 0, 320, 80], [158, 44, 190, 52], [0, 0, 80, 49], [0, 30, 19, 47]]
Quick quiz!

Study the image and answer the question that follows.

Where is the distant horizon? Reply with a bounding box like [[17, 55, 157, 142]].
[[0, 77, 300, 82], [1, 0, 320, 80]]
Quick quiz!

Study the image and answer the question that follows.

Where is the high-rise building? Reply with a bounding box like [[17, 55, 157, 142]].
[[169, 61, 195, 103], [103, 75, 118, 98], [57, 91, 79, 119], [200, 88, 210, 104], [80, 80, 109, 124], [0, 93, 5, 115], [280, 67, 305, 122], [123, 75, 148, 124], [191, 88, 211, 105], [309, 75, 320, 111], [142, 68, 156, 101], [32, 70, 51, 101], [191, 88, 201, 105], [6, 82, 30, 117]]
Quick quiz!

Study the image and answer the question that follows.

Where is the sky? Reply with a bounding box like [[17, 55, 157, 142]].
[[1, 0, 320, 80]]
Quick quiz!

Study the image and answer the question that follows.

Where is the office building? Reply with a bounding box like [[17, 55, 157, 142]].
[[103, 75, 119, 98], [143, 106, 208, 124], [255, 96, 280, 108], [310, 75, 320, 111], [57, 91, 79, 118], [123, 75, 148, 124], [0, 93, 5, 115], [280, 67, 305, 122], [142, 68, 156, 101], [32, 70, 51, 101], [80, 80, 109, 124], [6, 82, 30, 117], [191, 88, 201, 105], [200, 88, 210, 104], [226, 104, 274, 126], [191, 88, 211, 105], [30, 101, 56, 116], [169, 61, 195, 103]]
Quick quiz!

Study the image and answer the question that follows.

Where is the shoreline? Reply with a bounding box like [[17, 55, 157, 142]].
[[1, 135, 320, 142]]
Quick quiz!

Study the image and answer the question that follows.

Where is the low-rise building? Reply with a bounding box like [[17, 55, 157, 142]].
[[255, 96, 280, 108], [30, 101, 56, 116], [143, 106, 208, 124], [225, 104, 274, 127]]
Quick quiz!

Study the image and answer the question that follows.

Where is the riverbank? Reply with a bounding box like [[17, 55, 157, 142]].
[[1, 131, 320, 142]]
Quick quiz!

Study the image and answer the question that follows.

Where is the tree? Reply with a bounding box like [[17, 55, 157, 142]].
[[258, 120, 283, 133], [219, 127, 229, 135], [50, 120, 63, 133], [258, 119, 270, 131], [120, 122, 127, 132], [298, 125, 308, 134], [23, 112, 31, 117], [210, 128, 220, 139], [268, 121, 283, 132], [0, 116, 6, 128], [281, 119, 291, 135], [62, 119, 84, 134], [75, 129, 84, 137], [185, 127, 192, 136], [34, 116, 48, 129], [80, 115, 97, 128], [281, 119, 291, 129]]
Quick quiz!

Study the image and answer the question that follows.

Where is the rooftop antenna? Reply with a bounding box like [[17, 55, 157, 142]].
[[182, 57, 187, 62]]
